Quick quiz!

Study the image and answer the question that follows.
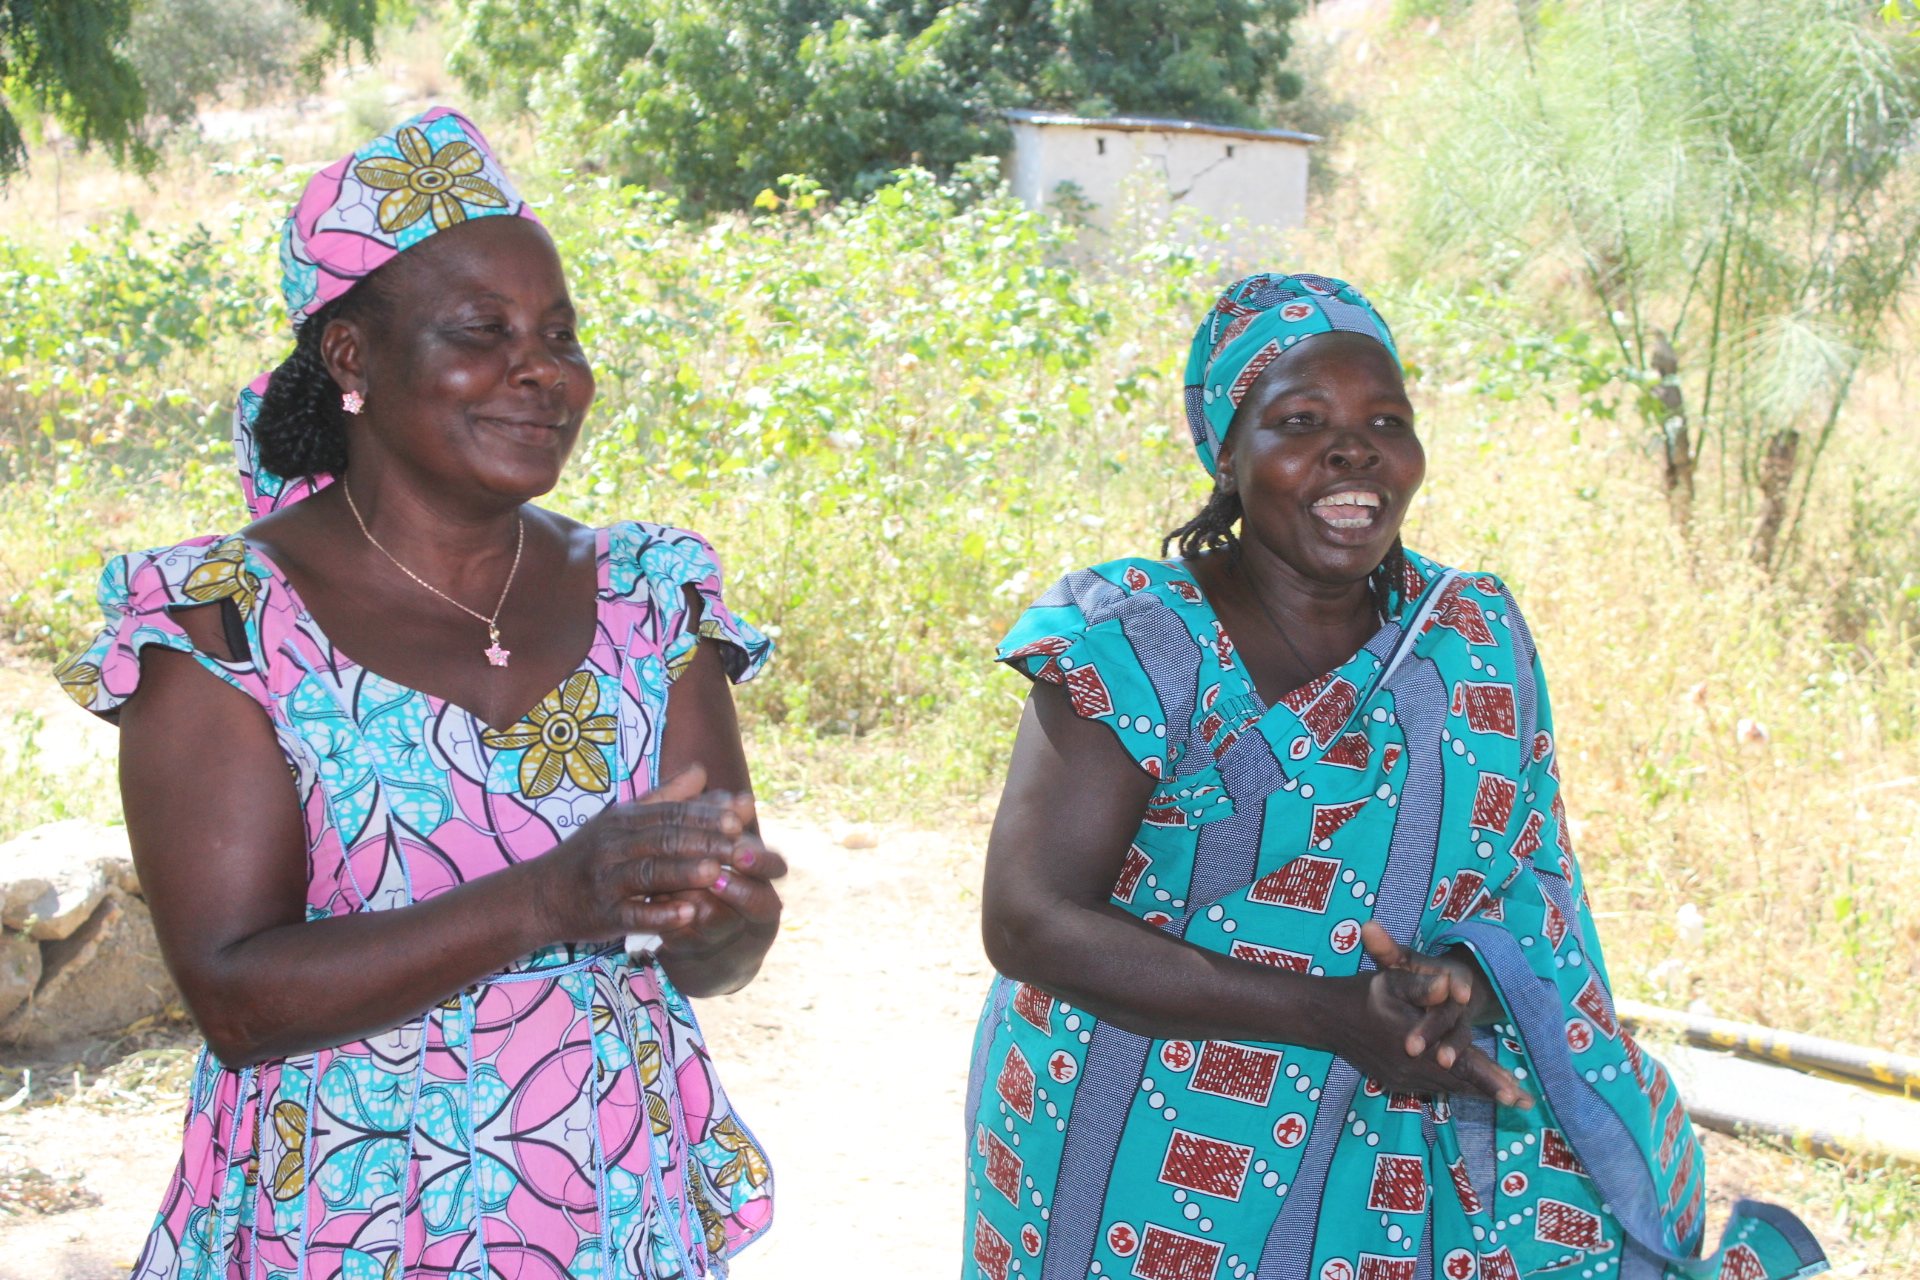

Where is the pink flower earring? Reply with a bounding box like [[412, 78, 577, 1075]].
[[342, 390, 365, 415]]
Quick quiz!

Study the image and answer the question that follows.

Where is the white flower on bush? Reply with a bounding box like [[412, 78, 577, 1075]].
[[1675, 903, 1706, 948], [1735, 717, 1770, 746], [993, 569, 1034, 599]]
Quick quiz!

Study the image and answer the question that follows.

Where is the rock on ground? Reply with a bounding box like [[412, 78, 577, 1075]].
[[3, 891, 173, 1050], [0, 933, 38, 1024], [0, 821, 130, 941]]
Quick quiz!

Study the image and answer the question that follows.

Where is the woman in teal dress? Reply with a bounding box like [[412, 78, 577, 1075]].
[[964, 274, 1825, 1280]]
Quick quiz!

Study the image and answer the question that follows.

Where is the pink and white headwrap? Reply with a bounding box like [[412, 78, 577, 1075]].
[[237, 107, 541, 518]]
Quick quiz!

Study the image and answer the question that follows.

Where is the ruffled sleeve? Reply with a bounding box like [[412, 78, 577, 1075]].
[[996, 558, 1200, 782], [52, 536, 274, 721], [603, 521, 772, 685]]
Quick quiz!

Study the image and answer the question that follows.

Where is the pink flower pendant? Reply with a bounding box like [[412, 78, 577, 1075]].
[[485, 626, 510, 667]]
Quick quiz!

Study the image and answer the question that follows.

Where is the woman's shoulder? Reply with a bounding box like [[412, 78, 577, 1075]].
[[996, 555, 1215, 682], [93, 534, 267, 613], [1001, 556, 1208, 642], [55, 533, 269, 716], [598, 520, 772, 684]]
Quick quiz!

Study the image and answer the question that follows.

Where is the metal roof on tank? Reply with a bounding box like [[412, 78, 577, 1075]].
[[1001, 107, 1320, 145]]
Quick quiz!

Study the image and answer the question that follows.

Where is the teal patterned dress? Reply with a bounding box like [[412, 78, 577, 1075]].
[[962, 553, 1825, 1280]]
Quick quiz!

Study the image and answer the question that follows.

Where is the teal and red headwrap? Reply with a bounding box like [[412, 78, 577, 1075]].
[[1183, 273, 1400, 475]]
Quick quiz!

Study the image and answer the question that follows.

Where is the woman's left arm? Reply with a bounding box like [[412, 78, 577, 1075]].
[[650, 632, 786, 995]]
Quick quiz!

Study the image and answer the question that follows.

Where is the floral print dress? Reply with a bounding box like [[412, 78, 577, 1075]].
[[55, 521, 775, 1280]]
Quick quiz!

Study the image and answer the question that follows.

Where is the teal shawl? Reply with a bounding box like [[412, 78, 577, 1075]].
[[962, 553, 1825, 1280]]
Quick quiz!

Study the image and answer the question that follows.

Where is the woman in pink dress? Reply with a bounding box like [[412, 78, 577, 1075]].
[[52, 108, 779, 1279]]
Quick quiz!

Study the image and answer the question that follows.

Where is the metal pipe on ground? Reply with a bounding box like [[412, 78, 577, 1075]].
[[1617, 998, 1920, 1098]]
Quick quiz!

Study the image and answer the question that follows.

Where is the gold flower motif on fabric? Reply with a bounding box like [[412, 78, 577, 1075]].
[[480, 671, 618, 798], [709, 1114, 770, 1188], [354, 126, 509, 233], [182, 537, 262, 619], [270, 1099, 309, 1201], [52, 655, 100, 708]]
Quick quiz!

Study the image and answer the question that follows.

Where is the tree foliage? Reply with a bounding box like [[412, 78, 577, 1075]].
[[1389, 0, 1920, 567], [0, 0, 379, 181], [447, 0, 1302, 215]]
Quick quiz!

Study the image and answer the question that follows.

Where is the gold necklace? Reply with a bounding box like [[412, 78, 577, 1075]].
[[343, 481, 526, 667]]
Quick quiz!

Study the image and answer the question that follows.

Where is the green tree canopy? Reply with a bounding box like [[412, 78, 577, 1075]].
[[448, 0, 1303, 214], [0, 0, 378, 181]]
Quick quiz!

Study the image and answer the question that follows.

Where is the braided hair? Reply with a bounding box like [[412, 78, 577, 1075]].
[[252, 275, 395, 482], [1163, 486, 1411, 621]]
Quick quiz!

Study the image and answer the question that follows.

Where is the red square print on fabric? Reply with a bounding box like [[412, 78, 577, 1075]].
[[1323, 731, 1373, 770], [1190, 1041, 1283, 1106], [1386, 1092, 1426, 1113], [1144, 797, 1189, 828], [1620, 1032, 1647, 1086], [1450, 681, 1517, 738], [1535, 1199, 1605, 1251], [1667, 1142, 1698, 1213], [1004, 636, 1071, 661], [1300, 678, 1361, 747], [1659, 1096, 1688, 1167], [1382, 742, 1404, 774], [1470, 773, 1518, 834], [1539, 1129, 1588, 1177], [974, 1212, 1013, 1280], [1542, 899, 1568, 948], [1509, 810, 1545, 862], [1013, 983, 1054, 1033], [1367, 1153, 1428, 1214], [1064, 662, 1115, 718], [1311, 800, 1369, 846], [1113, 844, 1152, 903], [1647, 1061, 1671, 1112], [1125, 565, 1152, 592], [1158, 1129, 1255, 1201], [1230, 940, 1313, 972], [1359, 1254, 1418, 1280], [997, 1045, 1036, 1122], [1427, 580, 1498, 646], [1478, 1248, 1521, 1280], [1249, 855, 1340, 913], [1573, 978, 1618, 1038], [1446, 1156, 1483, 1215], [1280, 673, 1335, 714], [1133, 1224, 1225, 1280], [984, 1131, 1023, 1205], [1229, 340, 1284, 406], [1441, 871, 1487, 922]]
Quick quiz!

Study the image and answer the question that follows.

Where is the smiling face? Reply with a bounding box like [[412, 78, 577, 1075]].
[[1216, 330, 1424, 585], [321, 215, 594, 503]]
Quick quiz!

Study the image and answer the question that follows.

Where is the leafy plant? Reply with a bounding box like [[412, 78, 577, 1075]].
[[1383, 0, 1920, 568], [447, 0, 1304, 215]]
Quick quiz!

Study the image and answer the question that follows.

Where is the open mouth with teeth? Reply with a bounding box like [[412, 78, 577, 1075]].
[[1310, 490, 1383, 529]]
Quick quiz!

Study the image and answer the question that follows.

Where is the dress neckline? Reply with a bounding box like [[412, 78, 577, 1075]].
[[1159, 556, 1385, 715], [238, 526, 610, 734]]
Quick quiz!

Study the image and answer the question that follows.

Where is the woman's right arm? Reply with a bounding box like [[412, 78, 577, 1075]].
[[119, 646, 740, 1069], [981, 680, 1527, 1104]]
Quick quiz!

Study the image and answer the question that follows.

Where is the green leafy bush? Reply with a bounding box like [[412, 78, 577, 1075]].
[[448, 0, 1304, 213]]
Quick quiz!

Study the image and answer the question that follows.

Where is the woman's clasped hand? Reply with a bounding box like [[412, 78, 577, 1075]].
[[537, 765, 787, 959], [1332, 921, 1532, 1108]]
